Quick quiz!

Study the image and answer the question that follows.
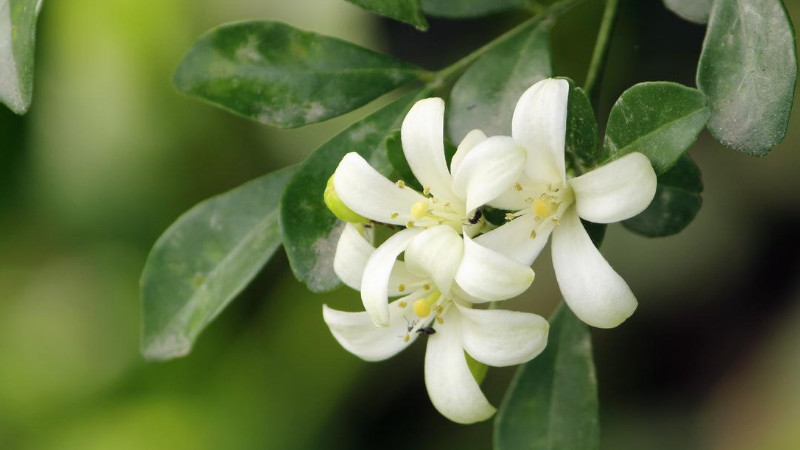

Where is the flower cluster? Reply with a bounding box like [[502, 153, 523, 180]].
[[322, 79, 657, 423]]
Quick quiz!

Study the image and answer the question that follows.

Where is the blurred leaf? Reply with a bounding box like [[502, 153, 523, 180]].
[[140, 167, 297, 361], [495, 305, 599, 450], [174, 21, 425, 128], [447, 17, 552, 142], [422, 0, 527, 18], [697, 0, 797, 155], [0, 0, 43, 114], [346, 0, 428, 30], [385, 129, 423, 191], [564, 80, 599, 172], [663, 0, 712, 24], [281, 90, 425, 292], [582, 220, 606, 248], [603, 82, 709, 175], [624, 154, 703, 237]]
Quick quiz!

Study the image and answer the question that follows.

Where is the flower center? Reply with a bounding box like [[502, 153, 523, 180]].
[[396, 284, 451, 342], [394, 182, 469, 231], [507, 182, 574, 238]]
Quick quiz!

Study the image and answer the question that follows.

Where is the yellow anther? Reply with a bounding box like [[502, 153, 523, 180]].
[[443, 202, 451, 209], [436, 316, 444, 324], [398, 284, 406, 292], [505, 213, 515, 221], [403, 334, 410, 342], [390, 212, 399, 219], [423, 186, 431, 196], [514, 182, 523, 191], [413, 300, 431, 318], [532, 195, 557, 218], [406, 221, 415, 228], [323, 175, 368, 224], [423, 284, 430, 291], [411, 201, 429, 219], [398, 301, 407, 308], [396, 180, 406, 188], [530, 229, 537, 239]]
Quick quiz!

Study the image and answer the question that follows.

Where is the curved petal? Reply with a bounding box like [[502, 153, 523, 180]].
[[569, 152, 657, 223], [451, 136, 527, 213], [334, 152, 427, 226], [455, 233, 535, 302], [474, 213, 554, 266], [424, 315, 495, 424], [485, 174, 546, 211], [361, 228, 422, 326], [455, 304, 549, 367], [450, 129, 487, 175], [404, 225, 463, 296], [333, 224, 374, 290], [322, 300, 419, 362], [388, 261, 428, 297], [552, 207, 637, 328], [511, 79, 569, 185], [401, 98, 455, 200]]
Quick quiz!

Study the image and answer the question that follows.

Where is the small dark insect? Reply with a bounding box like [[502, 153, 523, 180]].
[[468, 209, 483, 225], [416, 327, 436, 335]]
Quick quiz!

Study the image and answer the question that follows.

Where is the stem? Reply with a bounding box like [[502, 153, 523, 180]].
[[583, 0, 621, 106], [430, 0, 588, 86]]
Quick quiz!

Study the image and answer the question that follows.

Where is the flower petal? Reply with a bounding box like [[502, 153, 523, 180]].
[[569, 152, 657, 223], [450, 129, 487, 175], [361, 228, 422, 326], [401, 98, 455, 200], [333, 223, 374, 290], [455, 303, 549, 367], [474, 213, 554, 266], [404, 225, 463, 296], [455, 233, 535, 302], [451, 136, 527, 213], [551, 207, 637, 328], [388, 261, 428, 296], [424, 314, 495, 424], [511, 78, 569, 185], [322, 300, 419, 362], [334, 152, 427, 226]]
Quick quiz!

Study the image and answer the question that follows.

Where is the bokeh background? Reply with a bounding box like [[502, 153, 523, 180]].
[[1, 0, 799, 448]]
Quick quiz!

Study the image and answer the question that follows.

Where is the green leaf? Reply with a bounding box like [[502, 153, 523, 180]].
[[663, 0, 713, 24], [140, 167, 297, 361], [173, 21, 425, 128], [0, 0, 43, 114], [697, 0, 797, 155], [447, 17, 552, 142], [346, 0, 428, 30], [603, 82, 709, 175], [280, 90, 425, 292], [623, 154, 703, 237], [564, 81, 599, 173], [494, 305, 599, 450], [422, 0, 527, 18]]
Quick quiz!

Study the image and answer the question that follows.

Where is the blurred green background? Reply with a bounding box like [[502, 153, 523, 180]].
[[1, 0, 800, 448]]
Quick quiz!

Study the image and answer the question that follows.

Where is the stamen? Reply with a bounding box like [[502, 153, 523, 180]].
[[525, 197, 534, 203], [398, 301, 407, 308], [413, 291, 441, 318], [406, 221, 415, 228], [403, 334, 410, 342], [532, 195, 557, 218], [423, 284, 430, 291], [530, 229, 537, 239], [410, 201, 429, 219], [436, 316, 444, 324], [398, 284, 406, 292], [514, 182, 523, 191], [505, 213, 515, 221], [396, 180, 406, 188], [423, 186, 431, 196], [390, 213, 399, 219]]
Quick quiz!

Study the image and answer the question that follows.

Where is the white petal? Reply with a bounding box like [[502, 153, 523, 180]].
[[424, 314, 495, 424], [455, 233, 535, 302], [551, 207, 637, 328], [361, 228, 422, 326], [388, 261, 428, 296], [569, 152, 657, 223], [450, 129, 487, 175], [401, 98, 455, 200], [485, 174, 542, 211], [322, 300, 419, 362], [474, 213, 554, 266], [455, 304, 549, 367], [511, 79, 569, 185], [404, 225, 463, 296], [334, 152, 427, 226], [333, 224, 374, 290], [451, 136, 527, 213]]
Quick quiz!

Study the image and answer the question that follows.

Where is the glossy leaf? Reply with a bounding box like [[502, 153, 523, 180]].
[[604, 82, 709, 175], [0, 0, 43, 114], [494, 305, 599, 450], [346, 0, 428, 30], [447, 18, 552, 142], [564, 80, 599, 173], [281, 90, 425, 292], [174, 21, 425, 128], [140, 167, 297, 361], [422, 0, 527, 18], [663, 0, 712, 24], [624, 154, 703, 237], [697, 0, 797, 155]]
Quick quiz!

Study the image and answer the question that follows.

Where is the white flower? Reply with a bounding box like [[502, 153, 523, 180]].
[[330, 97, 535, 326], [464, 78, 658, 329], [325, 224, 548, 424]]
